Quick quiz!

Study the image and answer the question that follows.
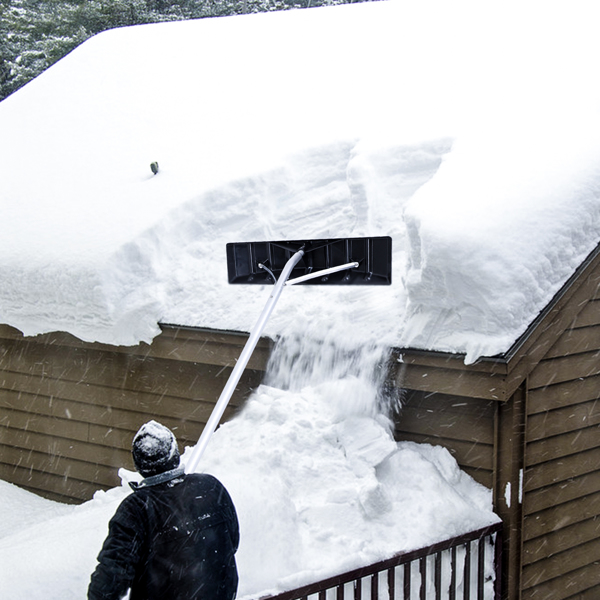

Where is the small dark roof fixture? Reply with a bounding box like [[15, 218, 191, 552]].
[[150, 161, 159, 175]]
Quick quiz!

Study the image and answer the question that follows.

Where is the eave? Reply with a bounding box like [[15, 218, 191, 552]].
[[394, 242, 600, 402]]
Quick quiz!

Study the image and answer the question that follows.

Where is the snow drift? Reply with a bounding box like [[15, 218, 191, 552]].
[[1, 0, 600, 362], [0, 340, 500, 599]]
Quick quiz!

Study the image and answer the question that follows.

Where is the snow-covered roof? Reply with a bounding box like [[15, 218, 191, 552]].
[[1, 0, 600, 363]]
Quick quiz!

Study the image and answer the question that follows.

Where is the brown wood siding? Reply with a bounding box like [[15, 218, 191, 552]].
[[520, 298, 600, 600], [0, 325, 267, 503], [502, 251, 600, 401], [394, 390, 496, 489], [395, 358, 507, 401]]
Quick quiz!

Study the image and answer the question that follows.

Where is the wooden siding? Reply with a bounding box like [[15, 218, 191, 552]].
[[0, 325, 268, 503], [395, 354, 507, 401], [394, 390, 496, 489], [521, 298, 600, 600], [393, 255, 600, 600], [502, 244, 600, 401]]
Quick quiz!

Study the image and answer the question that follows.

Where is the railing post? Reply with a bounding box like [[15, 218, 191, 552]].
[[463, 542, 471, 600], [450, 546, 457, 600], [404, 563, 411, 600], [387, 568, 395, 600], [371, 573, 378, 600], [420, 557, 427, 600], [354, 578, 361, 600], [435, 552, 442, 600], [494, 528, 503, 600], [477, 538, 485, 600]]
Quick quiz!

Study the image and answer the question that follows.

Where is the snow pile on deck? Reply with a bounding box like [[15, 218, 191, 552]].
[[200, 386, 497, 596], [0, 376, 498, 600], [1, 0, 600, 362]]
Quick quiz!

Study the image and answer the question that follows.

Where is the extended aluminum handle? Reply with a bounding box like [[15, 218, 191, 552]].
[[185, 248, 305, 473]]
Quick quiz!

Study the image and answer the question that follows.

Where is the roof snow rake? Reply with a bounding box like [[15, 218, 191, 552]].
[[185, 236, 392, 473], [227, 237, 392, 285]]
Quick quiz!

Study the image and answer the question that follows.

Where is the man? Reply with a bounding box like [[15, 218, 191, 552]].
[[88, 420, 239, 600]]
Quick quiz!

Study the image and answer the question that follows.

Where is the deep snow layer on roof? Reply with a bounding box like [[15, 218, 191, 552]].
[[1, 0, 600, 362]]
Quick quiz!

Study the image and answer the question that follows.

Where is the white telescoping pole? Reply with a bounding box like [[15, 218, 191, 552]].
[[286, 261, 359, 286], [185, 247, 305, 474]]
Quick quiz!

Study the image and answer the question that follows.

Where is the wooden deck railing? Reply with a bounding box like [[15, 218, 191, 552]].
[[259, 522, 503, 600]]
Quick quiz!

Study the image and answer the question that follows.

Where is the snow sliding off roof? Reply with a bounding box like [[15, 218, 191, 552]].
[[1, 0, 600, 363]]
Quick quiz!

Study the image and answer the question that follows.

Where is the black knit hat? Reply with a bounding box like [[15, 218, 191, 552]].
[[132, 420, 180, 477]]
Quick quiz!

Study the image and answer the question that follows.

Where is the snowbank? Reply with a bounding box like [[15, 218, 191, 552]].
[[0, 338, 499, 598], [1, 0, 600, 362], [0, 378, 499, 600]]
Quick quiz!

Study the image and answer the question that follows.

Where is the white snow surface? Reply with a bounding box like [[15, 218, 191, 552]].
[[1, 0, 600, 362], [0, 373, 499, 600]]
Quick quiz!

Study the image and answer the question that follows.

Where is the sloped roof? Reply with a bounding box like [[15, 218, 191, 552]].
[[398, 242, 600, 400], [1, 0, 600, 363]]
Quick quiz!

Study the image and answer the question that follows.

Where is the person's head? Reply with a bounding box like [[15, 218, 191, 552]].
[[132, 420, 180, 477]]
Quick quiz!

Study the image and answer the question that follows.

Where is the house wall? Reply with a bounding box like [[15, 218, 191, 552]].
[[393, 372, 520, 599], [394, 390, 497, 489], [1, 260, 598, 599], [393, 247, 600, 600], [520, 295, 600, 600], [0, 325, 269, 503]]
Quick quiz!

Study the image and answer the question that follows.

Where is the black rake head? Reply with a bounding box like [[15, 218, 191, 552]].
[[226, 237, 392, 285]]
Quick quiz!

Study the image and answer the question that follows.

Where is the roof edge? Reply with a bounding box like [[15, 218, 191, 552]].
[[502, 241, 600, 364], [393, 241, 600, 400]]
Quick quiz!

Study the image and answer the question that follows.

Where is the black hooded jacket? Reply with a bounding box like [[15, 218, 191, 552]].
[[88, 471, 239, 600]]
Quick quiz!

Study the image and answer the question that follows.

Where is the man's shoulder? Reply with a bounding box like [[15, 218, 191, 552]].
[[183, 473, 234, 505], [109, 489, 147, 525], [185, 472, 223, 490]]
